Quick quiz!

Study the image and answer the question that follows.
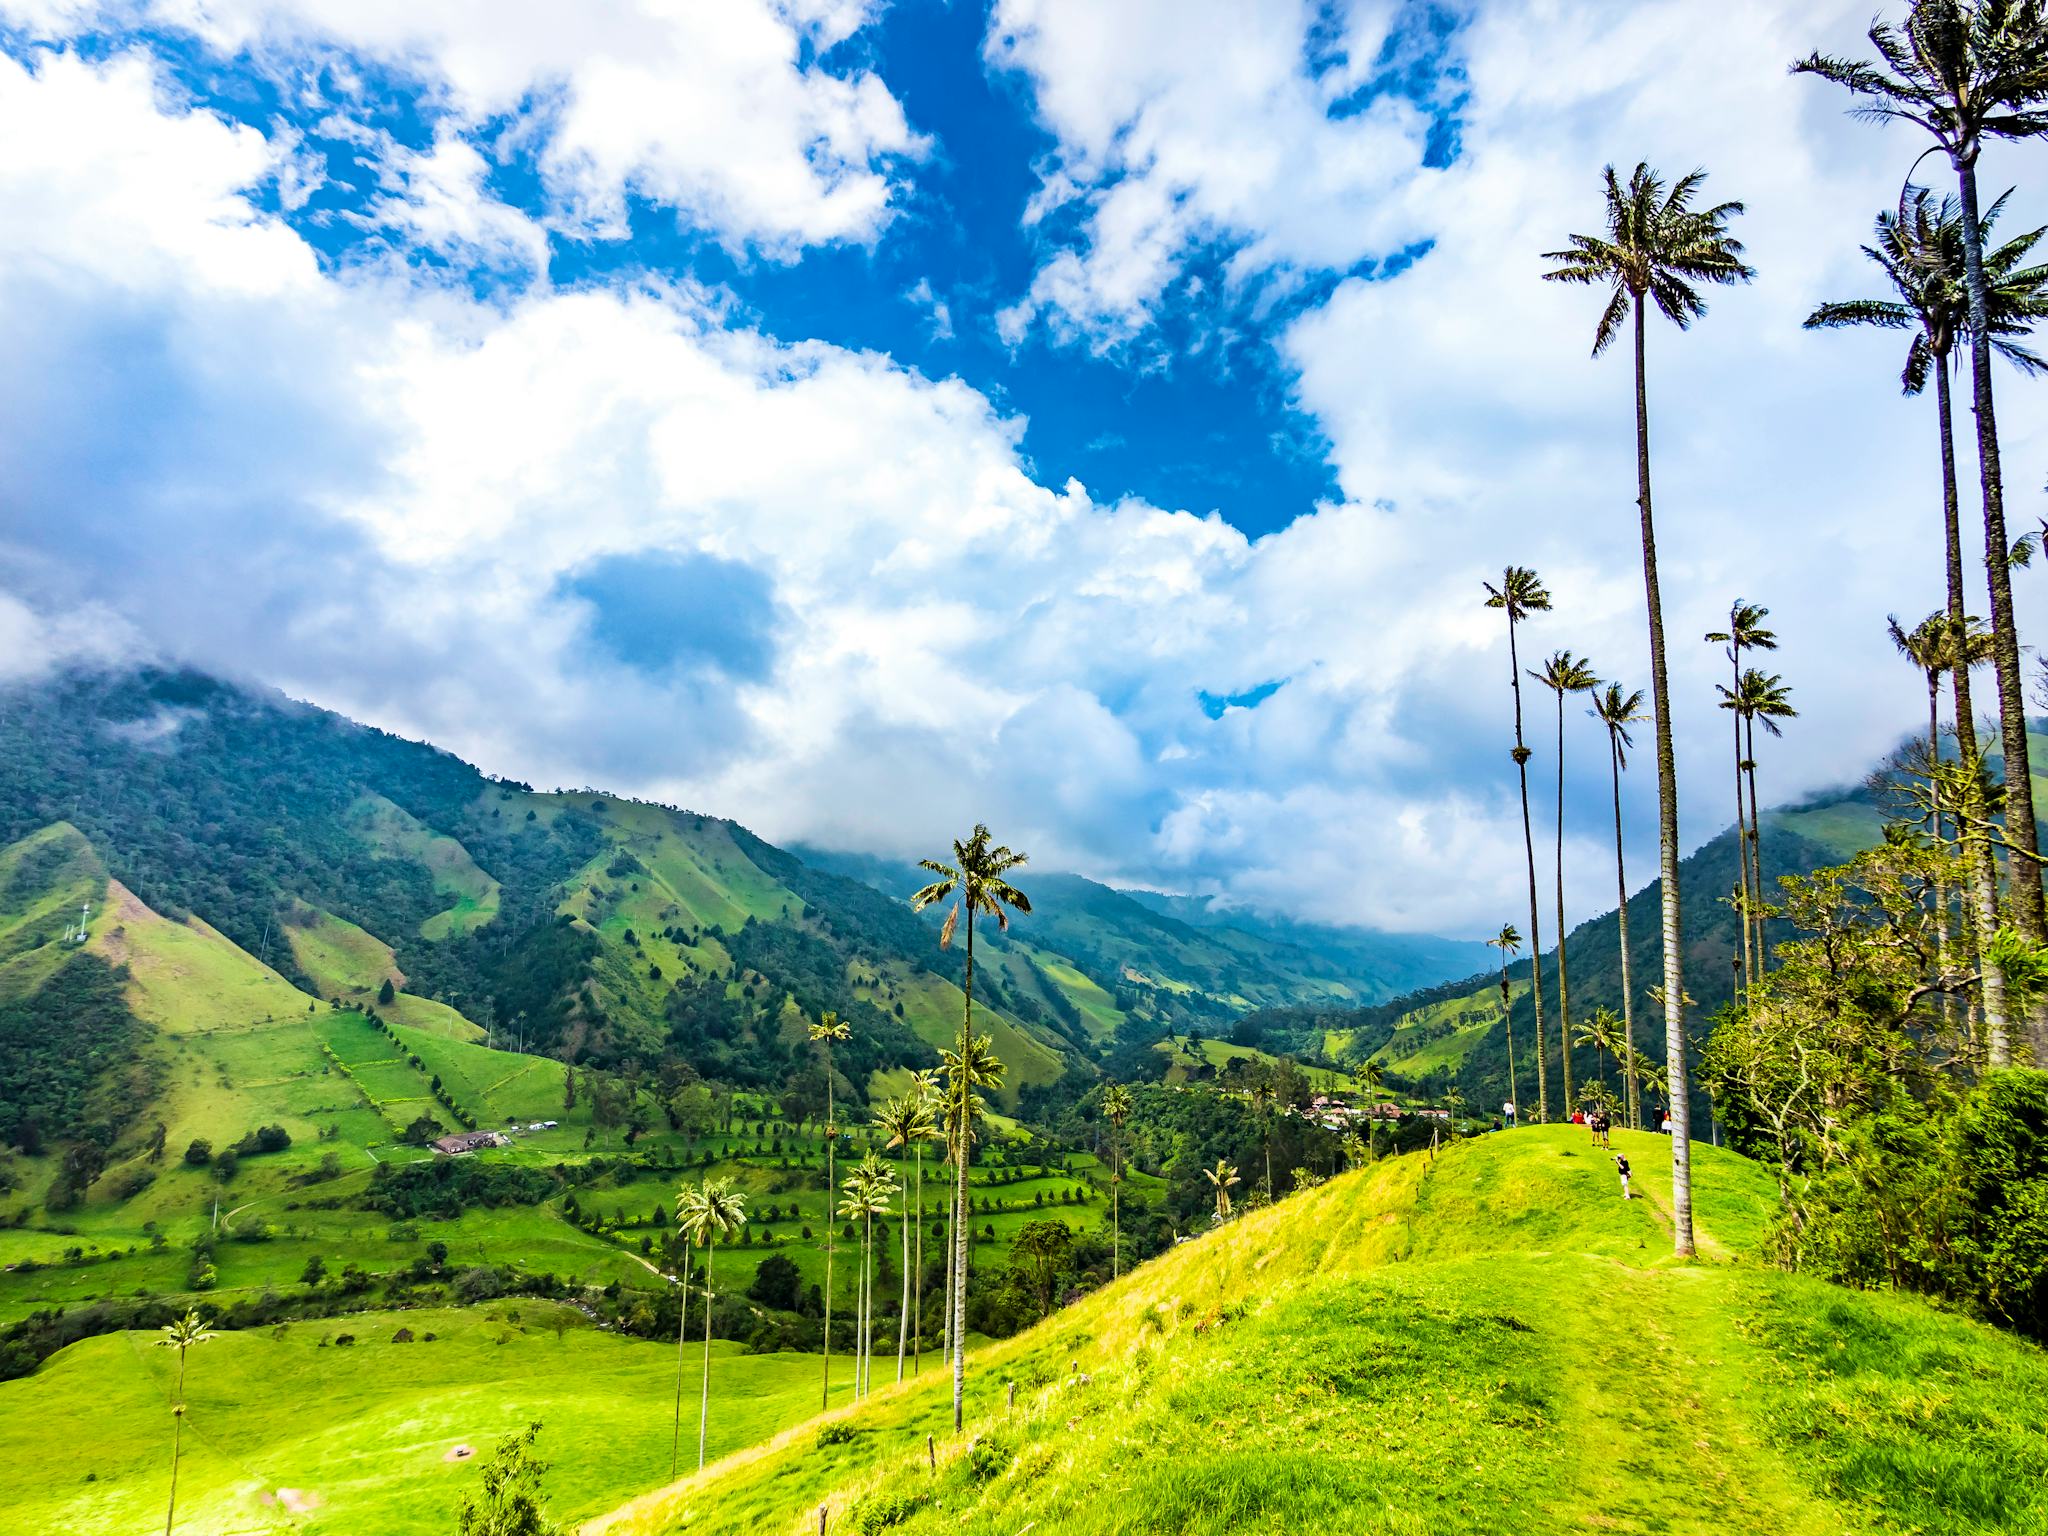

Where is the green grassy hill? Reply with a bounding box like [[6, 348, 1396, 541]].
[[590, 1127, 2048, 1536]]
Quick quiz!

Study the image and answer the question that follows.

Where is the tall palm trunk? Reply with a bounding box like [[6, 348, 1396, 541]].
[[1607, 729, 1640, 1130], [669, 1242, 695, 1479], [1745, 713, 1766, 971], [1499, 967, 1521, 1119], [1935, 356, 2009, 1064], [820, 1064, 835, 1412], [1507, 616, 1550, 1121], [697, 1239, 715, 1472], [897, 1189, 911, 1381], [951, 907, 973, 1433], [1957, 157, 2040, 1067], [1925, 667, 1952, 1026], [913, 1146, 924, 1376], [1110, 1132, 1121, 1279], [1730, 645, 1754, 991], [859, 1211, 872, 1398], [163, 1356, 188, 1536], [1553, 685, 1576, 1114], [1635, 300, 1695, 1257]]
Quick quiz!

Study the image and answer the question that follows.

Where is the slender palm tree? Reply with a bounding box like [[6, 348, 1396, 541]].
[[1543, 162, 1753, 1258], [1486, 923, 1523, 1122], [1355, 1059, 1387, 1159], [873, 1096, 930, 1383], [1807, 186, 2048, 1059], [1531, 649, 1601, 1112], [910, 1066, 943, 1373], [1704, 603, 1778, 989], [1575, 1007, 1624, 1096], [935, 1030, 1004, 1372], [1798, 6, 2048, 1039], [1483, 567, 1553, 1120], [679, 1177, 747, 1472], [1204, 1158, 1241, 1222], [808, 1013, 851, 1413], [668, 1184, 704, 1479], [1893, 612, 1960, 1010], [912, 825, 1030, 1434], [1101, 1083, 1134, 1278], [157, 1309, 213, 1536], [1589, 682, 1649, 1127], [1719, 670, 1799, 968], [839, 1155, 896, 1398]]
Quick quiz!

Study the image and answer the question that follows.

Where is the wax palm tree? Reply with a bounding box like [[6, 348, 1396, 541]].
[[1486, 923, 1523, 1122], [1808, 186, 2048, 1060], [1798, 4, 2048, 1025], [1574, 1007, 1624, 1096], [1483, 566, 1553, 1120], [1588, 682, 1648, 1127], [873, 1095, 931, 1383], [679, 1177, 746, 1471], [668, 1184, 705, 1479], [1720, 670, 1799, 969], [840, 1155, 896, 1398], [1204, 1158, 1242, 1222], [157, 1309, 212, 1536], [1892, 612, 1962, 1013], [807, 1012, 851, 1413], [1543, 162, 1753, 1258], [933, 1036, 1003, 1392], [1531, 649, 1601, 1112], [912, 825, 1029, 1434], [1101, 1083, 1134, 1278], [910, 1066, 943, 1373], [1704, 604, 1778, 989], [1359, 1056, 1392, 1163]]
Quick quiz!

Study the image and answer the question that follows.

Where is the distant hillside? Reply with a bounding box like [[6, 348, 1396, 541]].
[[792, 848, 1488, 1026], [589, 1127, 2048, 1536]]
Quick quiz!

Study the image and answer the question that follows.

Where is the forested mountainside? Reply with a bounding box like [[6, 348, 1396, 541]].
[[0, 667, 1486, 1155]]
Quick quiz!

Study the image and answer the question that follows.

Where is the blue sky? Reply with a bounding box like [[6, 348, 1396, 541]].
[[0, 0, 2043, 936]]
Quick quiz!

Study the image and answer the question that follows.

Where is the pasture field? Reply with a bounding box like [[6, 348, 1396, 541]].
[[0, 1301, 857, 1536]]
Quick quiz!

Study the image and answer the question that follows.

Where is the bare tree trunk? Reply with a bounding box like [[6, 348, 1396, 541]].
[[698, 1242, 714, 1472], [1957, 156, 2041, 1065], [1635, 301, 1694, 1257], [669, 1243, 694, 1479], [820, 1057, 835, 1413], [1508, 615, 1550, 1121], [898, 1194, 911, 1382], [1928, 672, 1952, 1029], [913, 1147, 924, 1376], [1936, 358, 2010, 1060], [164, 1364, 186, 1536], [1731, 645, 1753, 991], [1745, 713, 1766, 972]]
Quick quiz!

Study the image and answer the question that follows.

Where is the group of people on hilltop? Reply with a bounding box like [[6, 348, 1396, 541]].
[[1485, 1100, 1681, 1202]]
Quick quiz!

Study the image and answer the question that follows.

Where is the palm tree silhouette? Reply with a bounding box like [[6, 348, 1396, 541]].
[[1204, 1158, 1241, 1222], [679, 1177, 747, 1471], [1798, 6, 2048, 1040], [156, 1309, 212, 1536], [1355, 1057, 1388, 1160], [1704, 603, 1777, 990], [1543, 161, 1752, 1258], [1808, 186, 2048, 1060], [1589, 682, 1648, 1127], [807, 1012, 851, 1412], [874, 1093, 932, 1382], [1249, 1077, 1277, 1199], [839, 1154, 896, 1398], [912, 825, 1029, 1434], [1486, 922, 1523, 1123], [1101, 1083, 1133, 1278], [1483, 566, 1553, 1120], [1531, 649, 1601, 1113], [668, 1183, 704, 1479]]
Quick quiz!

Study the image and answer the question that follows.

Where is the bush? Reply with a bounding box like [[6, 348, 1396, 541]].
[[747, 1253, 802, 1311], [851, 1487, 928, 1533], [1949, 1069, 2048, 1342], [183, 1139, 212, 1167]]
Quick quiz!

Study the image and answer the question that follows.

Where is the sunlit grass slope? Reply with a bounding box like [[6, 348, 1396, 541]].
[[0, 1300, 855, 1536], [593, 1128, 2048, 1536]]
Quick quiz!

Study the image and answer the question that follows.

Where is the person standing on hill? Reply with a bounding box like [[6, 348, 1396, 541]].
[[1502, 1099, 1516, 1128], [1614, 1152, 1632, 1200]]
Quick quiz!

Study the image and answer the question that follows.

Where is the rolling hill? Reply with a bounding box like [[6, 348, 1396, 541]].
[[588, 1125, 2048, 1536]]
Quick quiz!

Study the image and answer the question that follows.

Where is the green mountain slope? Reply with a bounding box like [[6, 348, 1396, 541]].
[[590, 1126, 2048, 1536]]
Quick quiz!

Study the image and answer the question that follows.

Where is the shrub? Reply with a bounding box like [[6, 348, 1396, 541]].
[[851, 1487, 928, 1533], [183, 1139, 212, 1167]]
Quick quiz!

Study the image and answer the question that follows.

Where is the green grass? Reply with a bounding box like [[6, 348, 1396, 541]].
[[1366, 981, 1514, 1078], [1024, 948, 1125, 1040], [591, 1128, 2048, 1536], [0, 1301, 857, 1536], [0, 822, 106, 999], [1155, 1035, 1366, 1094], [347, 793, 502, 940], [92, 879, 311, 1034], [286, 904, 484, 1041]]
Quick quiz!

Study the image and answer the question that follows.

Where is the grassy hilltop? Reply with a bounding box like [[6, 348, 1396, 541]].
[[594, 1127, 2048, 1536]]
